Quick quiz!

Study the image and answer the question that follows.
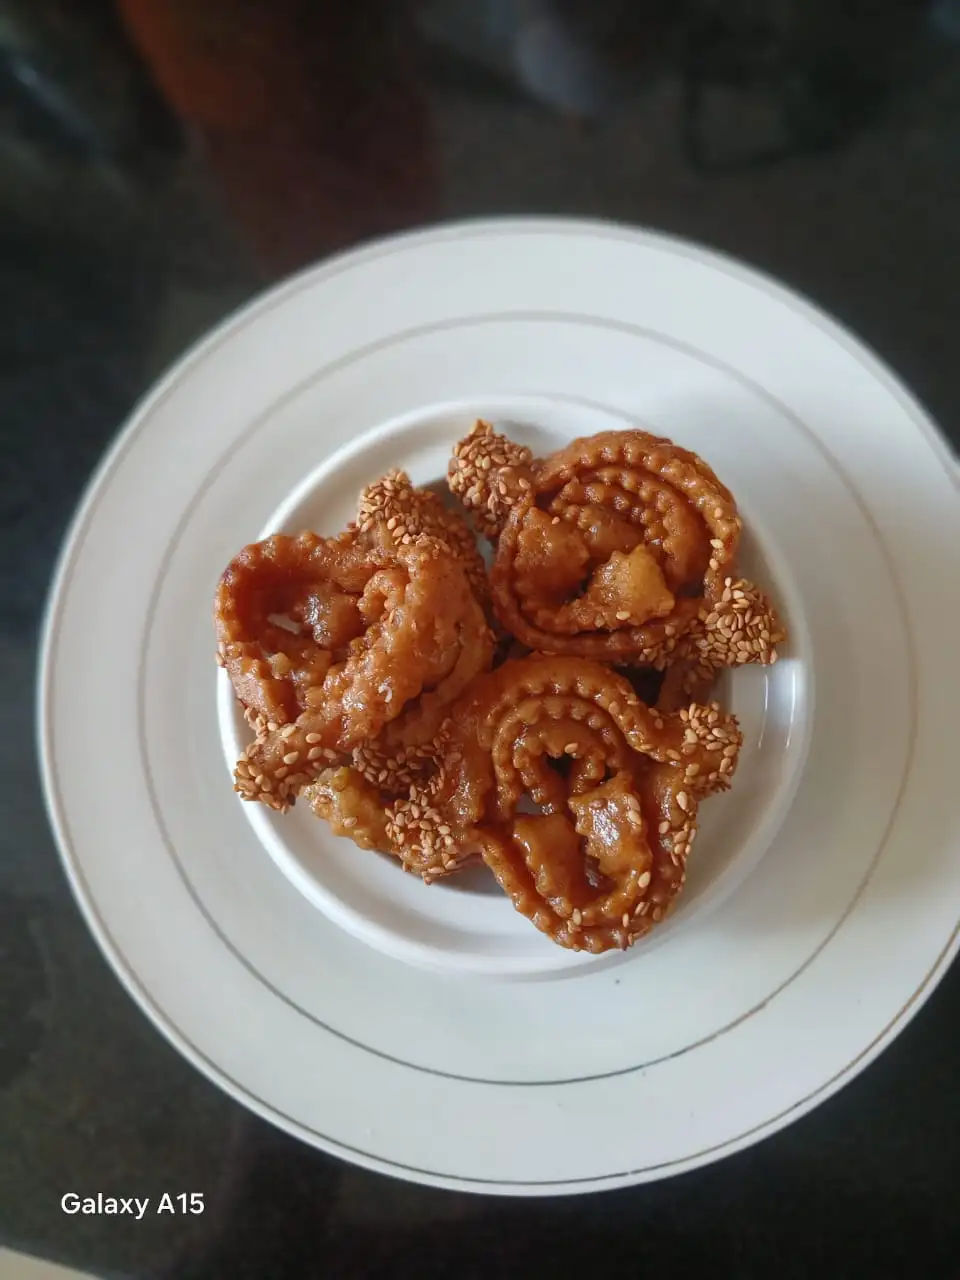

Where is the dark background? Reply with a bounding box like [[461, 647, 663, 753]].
[[1, 1, 959, 1276]]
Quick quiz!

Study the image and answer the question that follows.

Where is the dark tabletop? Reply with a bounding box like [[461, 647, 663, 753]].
[[2, 2, 959, 1277]]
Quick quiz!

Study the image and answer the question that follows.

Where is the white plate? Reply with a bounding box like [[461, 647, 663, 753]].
[[39, 218, 960, 1194], [216, 397, 813, 979]]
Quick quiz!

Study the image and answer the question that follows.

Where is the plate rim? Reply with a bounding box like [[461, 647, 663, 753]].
[[36, 216, 960, 1194]]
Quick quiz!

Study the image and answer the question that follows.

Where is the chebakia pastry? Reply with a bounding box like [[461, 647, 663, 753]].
[[302, 739, 477, 883], [448, 421, 785, 683], [215, 421, 786, 952], [215, 487, 493, 812], [354, 468, 490, 610], [385, 656, 741, 952]]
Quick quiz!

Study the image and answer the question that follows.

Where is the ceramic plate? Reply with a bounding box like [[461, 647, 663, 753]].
[[39, 219, 960, 1194]]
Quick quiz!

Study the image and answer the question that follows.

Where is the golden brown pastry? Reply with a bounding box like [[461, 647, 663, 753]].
[[302, 748, 477, 882], [216, 523, 492, 810], [217, 429, 781, 956], [448, 421, 785, 672], [355, 468, 490, 609], [393, 655, 742, 950]]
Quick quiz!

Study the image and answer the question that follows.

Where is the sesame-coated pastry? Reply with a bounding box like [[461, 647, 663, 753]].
[[391, 655, 743, 951], [448, 421, 785, 671], [215, 522, 492, 810], [355, 468, 489, 610], [216, 427, 783, 953]]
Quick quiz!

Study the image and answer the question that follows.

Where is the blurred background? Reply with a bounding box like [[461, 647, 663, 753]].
[[2, 2, 959, 1277]]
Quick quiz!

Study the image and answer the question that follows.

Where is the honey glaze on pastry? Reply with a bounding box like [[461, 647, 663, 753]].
[[217, 424, 785, 956], [303, 760, 478, 881], [355, 468, 490, 610], [216, 523, 492, 810], [302, 743, 478, 883], [449, 421, 785, 671], [397, 656, 742, 952]]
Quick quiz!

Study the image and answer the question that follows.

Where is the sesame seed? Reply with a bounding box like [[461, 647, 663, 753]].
[[638, 871, 651, 889], [283, 752, 299, 765], [305, 733, 322, 744]]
